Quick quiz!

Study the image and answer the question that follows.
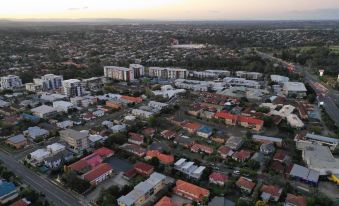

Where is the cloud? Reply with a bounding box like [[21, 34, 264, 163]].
[[67, 6, 88, 11]]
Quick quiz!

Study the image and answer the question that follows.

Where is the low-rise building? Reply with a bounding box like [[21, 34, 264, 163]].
[[82, 163, 113, 186], [209, 172, 228, 186], [295, 133, 339, 151], [0, 180, 18, 204], [289, 164, 319, 185], [197, 125, 213, 138], [283, 82, 307, 98], [30, 149, 50, 163], [225, 136, 244, 150], [260, 184, 283, 202], [174, 158, 205, 179], [5, 134, 28, 149], [120, 143, 146, 157], [31, 105, 57, 118], [145, 150, 174, 165], [23, 126, 49, 140], [131, 109, 153, 119], [52, 101, 74, 112], [117, 172, 167, 206], [232, 150, 251, 162], [173, 179, 209, 203], [236, 177, 256, 194], [284, 194, 307, 206]]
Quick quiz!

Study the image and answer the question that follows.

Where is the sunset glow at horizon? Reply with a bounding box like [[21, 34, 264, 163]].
[[1, 0, 339, 20]]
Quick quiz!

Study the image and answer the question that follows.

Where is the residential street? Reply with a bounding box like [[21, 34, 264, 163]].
[[0, 150, 84, 206]]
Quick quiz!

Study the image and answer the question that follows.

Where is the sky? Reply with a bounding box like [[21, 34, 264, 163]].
[[1, 0, 339, 20]]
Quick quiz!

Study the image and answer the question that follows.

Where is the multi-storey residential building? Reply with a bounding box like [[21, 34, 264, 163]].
[[59, 129, 89, 151], [0, 75, 22, 90], [235, 71, 263, 80], [130, 64, 145, 78], [25, 83, 42, 92], [41, 74, 63, 90], [104, 66, 134, 81], [117, 172, 166, 206], [62, 79, 83, 97], [148, 67, 188, 79]]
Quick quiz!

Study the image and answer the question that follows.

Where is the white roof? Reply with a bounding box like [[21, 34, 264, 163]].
[[47, 143, 65, 152], [193, 166, 206, 174], [283, 82, 307, 92], [30, 149, 50, 159], [31, 105, 56, 114], [175, 158, 186, 166], [88, 135, 105, 142]]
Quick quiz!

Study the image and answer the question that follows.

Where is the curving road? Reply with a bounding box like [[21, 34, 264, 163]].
[[0, 150, 83, 206], [257, 50, 339, 126]]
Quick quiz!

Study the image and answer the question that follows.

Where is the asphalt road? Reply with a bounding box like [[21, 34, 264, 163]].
[[0, 150, 83, 206], [257, 51, 339, 126]]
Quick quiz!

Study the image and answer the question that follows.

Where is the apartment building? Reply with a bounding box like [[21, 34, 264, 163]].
[[59, 129, 89, 151], [130, 64, 145, 78], [41, 74, 63, 90], [148, 67, 188, 79], [173, 179, 209, 203], [62, 79, 83, 97], [0, 75, 22, 90], [117, 172, 166, 206], [104, 66, 135, 81]]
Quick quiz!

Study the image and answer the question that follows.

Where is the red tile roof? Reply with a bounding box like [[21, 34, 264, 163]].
[[93, 147, 114, 157], [142, 128, 156, 137], [233, 150, 251, 161], [121, 95, 143, 103], [238, 116, 264, 125], [161, 130, 176, 139], [173, 180, 209, 202], [83, 163, 112, 182], [155, 196, 176, 206], [128, 132, 144, 142], [68, 153, 103, 172], [273, 149, 288, 162], [123, 168, 137, 179], [146, 150, 174, 165], [209, 172, 228, 182], [183, 122, 202, 131], [236, 177, 256, 190], [9, 199, 30, 206], [191, 143, 214, 154], [215, 112, 238, 120], [286, 194, 307, 206], [218, 146, 233, 155], [261, 184, 282, 197], [134, 162, 154, 174]]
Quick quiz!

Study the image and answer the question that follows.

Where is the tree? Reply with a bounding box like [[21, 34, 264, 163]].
[[255, 200, 266, 206], [149, 157, 160, 167]]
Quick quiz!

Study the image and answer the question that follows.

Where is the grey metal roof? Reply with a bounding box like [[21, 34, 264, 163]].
[[305, 133, 338, 144], [7, 134, 26, 143]]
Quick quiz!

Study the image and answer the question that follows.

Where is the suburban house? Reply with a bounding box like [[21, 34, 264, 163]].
[[232, 150, 251, 162], [273, 149, 290, 163], [5, 134, 28, 149], [173, 179, 210, 203], [119, 143, 146, 157], [174, 158, 206, 179], [155, 196, 176, 206], [225, 136, 244, 150], [191, 143, 214, 154], [197, 125, 213, 138], [182, 122, 202, 134], [145, 150, 174, 165], [236, 177, 256, 194], [284, 194, 307, 206], [218, 146, 234, 159], [23, 126, 49, 140], [133, 162, 154, 176], [260, 184, 283, 202], [174, 136, 195, 148], [161, 130, 177, 139], [93, 147, 114, 158], [128, 132, 144, 145], [209, 172, 228, 186], [105, 100, 122, 110]]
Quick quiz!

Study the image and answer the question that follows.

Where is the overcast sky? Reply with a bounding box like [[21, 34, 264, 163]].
[[1, 0, 339, 20]]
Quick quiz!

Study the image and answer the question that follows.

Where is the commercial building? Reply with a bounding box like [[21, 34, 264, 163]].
[[283, 82, 307, 98], [104, 66, 134, 81], [223, 77, 260, 89], [270, 75, 289, 83], [59, 129, 89, 151], [235, 71, 263, 80], [31, 105, 57, 119], [295, 133, 339, 152], [301, 144, 339, 175], [62, 79, 83, 97], [148, 67, 188, 79], [289, 164, 319, 185], [117, 172, 167, 206], [0, 75, 22, 90]]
